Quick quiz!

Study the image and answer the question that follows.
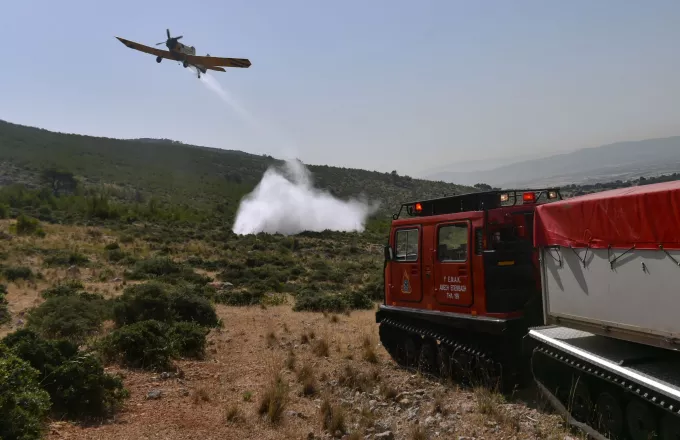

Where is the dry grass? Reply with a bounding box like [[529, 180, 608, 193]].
[[320, 396, 346, 435], [362, 334, 379, 364], [380, 383, 398, 400], [432, 390, 447, 415], [338, 364, 378, 393], [285, 348, 296, 370], [474, 387, 521, 432], [192, 387, 211, 404], [410, 425, 428, 440], [266, 329, 277, 347], [297, 362, 317, 397], [258, 368, 289, 425], [225, 404, 242, 423], [312, 337, 330, 357]]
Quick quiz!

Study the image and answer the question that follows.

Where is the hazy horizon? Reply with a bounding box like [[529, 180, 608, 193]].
[[2, 0, 679, 176]]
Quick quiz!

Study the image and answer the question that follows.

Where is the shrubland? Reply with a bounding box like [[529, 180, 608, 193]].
[[0, 119, 590, 438]]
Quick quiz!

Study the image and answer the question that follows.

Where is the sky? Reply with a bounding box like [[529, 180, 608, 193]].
[[1, 0, 679, 176]]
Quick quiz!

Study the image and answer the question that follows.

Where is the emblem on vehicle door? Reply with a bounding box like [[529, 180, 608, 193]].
[[401, 270, 412, 294]]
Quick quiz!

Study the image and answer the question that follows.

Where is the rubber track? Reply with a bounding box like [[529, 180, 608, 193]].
[[379, 317, 499, 374], [533, 342, 680, 434]]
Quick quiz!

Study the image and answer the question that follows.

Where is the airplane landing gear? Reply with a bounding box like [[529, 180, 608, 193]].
[[156, 56, 162, 63]]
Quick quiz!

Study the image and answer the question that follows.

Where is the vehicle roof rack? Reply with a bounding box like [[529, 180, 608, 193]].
[[392, 188, 562, 220]]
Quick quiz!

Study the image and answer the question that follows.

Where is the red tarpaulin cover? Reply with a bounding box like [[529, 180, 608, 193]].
[[534, 181, 680, 250]]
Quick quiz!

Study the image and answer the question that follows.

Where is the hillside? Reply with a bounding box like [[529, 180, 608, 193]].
[[426, 136, 680, 188], [0, 119, 472, 222]]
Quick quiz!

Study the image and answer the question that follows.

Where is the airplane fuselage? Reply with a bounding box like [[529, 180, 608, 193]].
[[164, 41, 207, 76]]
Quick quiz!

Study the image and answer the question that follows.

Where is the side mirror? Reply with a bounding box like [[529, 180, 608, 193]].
[[384, 245, 394, 261]]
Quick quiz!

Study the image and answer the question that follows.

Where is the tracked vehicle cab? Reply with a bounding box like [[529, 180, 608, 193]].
[[376, 188, 562, 386]]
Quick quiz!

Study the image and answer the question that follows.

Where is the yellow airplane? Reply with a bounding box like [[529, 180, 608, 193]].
[[116, 29, 251, 78]]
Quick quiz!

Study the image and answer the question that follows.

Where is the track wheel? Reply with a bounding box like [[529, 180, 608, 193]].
[[402, 335, 420, 368], [660, 413, 680, 440], [595, 392, 624, 439], [436, 345, 452, 378], [451, 349, 473, 383], [419, 339, 437, 373], [626, 399, 659, 440], [568, 377, 592, 423]]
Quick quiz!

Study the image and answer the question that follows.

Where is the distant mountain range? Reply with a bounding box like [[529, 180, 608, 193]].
[[423, 136, 680, 188]]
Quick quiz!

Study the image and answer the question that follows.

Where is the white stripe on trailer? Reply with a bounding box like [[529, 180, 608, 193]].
[[529, 328, 680, 402]]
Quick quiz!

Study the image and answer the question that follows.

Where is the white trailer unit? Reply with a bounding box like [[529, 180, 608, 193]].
[[525, 181, 680, 440]]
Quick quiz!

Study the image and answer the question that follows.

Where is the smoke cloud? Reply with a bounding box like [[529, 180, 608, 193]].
[[232, 159, 379, 235]]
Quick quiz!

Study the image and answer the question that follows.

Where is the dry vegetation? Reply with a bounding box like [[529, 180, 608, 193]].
[[0, 219, 575, 440]]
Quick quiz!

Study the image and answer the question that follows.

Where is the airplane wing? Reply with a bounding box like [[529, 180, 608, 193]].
[[116, 37, 178, 61], [205, 66, 226, 72], [184, 54, 251, 68]]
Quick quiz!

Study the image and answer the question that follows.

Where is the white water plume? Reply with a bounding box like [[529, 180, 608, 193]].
[[232, 159, 379, 235]]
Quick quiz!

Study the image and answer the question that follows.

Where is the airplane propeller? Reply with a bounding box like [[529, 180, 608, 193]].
[[156, 29, 183, 46]]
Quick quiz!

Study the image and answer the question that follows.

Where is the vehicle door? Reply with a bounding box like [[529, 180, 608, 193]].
[[433, 221, 473, 307], [389, 226, 423, 303]]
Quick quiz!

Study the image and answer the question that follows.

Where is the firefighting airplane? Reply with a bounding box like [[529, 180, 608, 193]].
[[116, 29, 251, 78]]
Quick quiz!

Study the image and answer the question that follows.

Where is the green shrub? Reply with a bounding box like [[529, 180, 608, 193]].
[[41, 280, 86, 298], [0, 284, 9, 324], [104, 242, 120, 251], [169, 321, 209, 359], [2, 330, 127, 420], [293, 290, 349, 313], [0, 300, 9, 324], [215, 290, 264, 306], [343, 290, 374, 310], [100, 320, 173, 371], [106, 248, 127, 263], [15, 214, 46, 237], [292, 289, 374, 313], [2, 329, 78, 374], [0, 203, 8, 219], [360, 275, 384, 301], [43, 250, 89, 267], [113, 282, 173, 327], [0, 345, 51, 440], [46, 353, 128, 419], [113, 282, 219, 328], [3, 265, 34, 281], [127, 257, 210, 285], [26, 295, 111, 343], [170, 291, 219, 327], [128, 256, 182, 279]]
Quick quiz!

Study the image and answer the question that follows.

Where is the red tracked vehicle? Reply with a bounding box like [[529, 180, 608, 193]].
[[378, 182, 680, 440], [376, 188, 562, 388]]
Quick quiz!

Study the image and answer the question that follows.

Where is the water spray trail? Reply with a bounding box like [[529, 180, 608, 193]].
[[194, 70, 299, 158]]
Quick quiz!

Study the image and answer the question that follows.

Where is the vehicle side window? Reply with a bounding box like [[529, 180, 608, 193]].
[[438, 223, 468, 262], [395, 228, 418, 261]]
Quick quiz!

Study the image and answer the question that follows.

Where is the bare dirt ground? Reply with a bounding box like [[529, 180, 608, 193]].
[[41, 304, 570, 440]]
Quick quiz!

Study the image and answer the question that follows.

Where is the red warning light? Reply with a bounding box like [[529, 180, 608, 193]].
[[414, 202, 423, 213], [522, 192, 536, 203]]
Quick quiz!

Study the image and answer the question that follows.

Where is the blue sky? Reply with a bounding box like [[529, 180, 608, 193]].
[[1, 0, 679, 176]]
